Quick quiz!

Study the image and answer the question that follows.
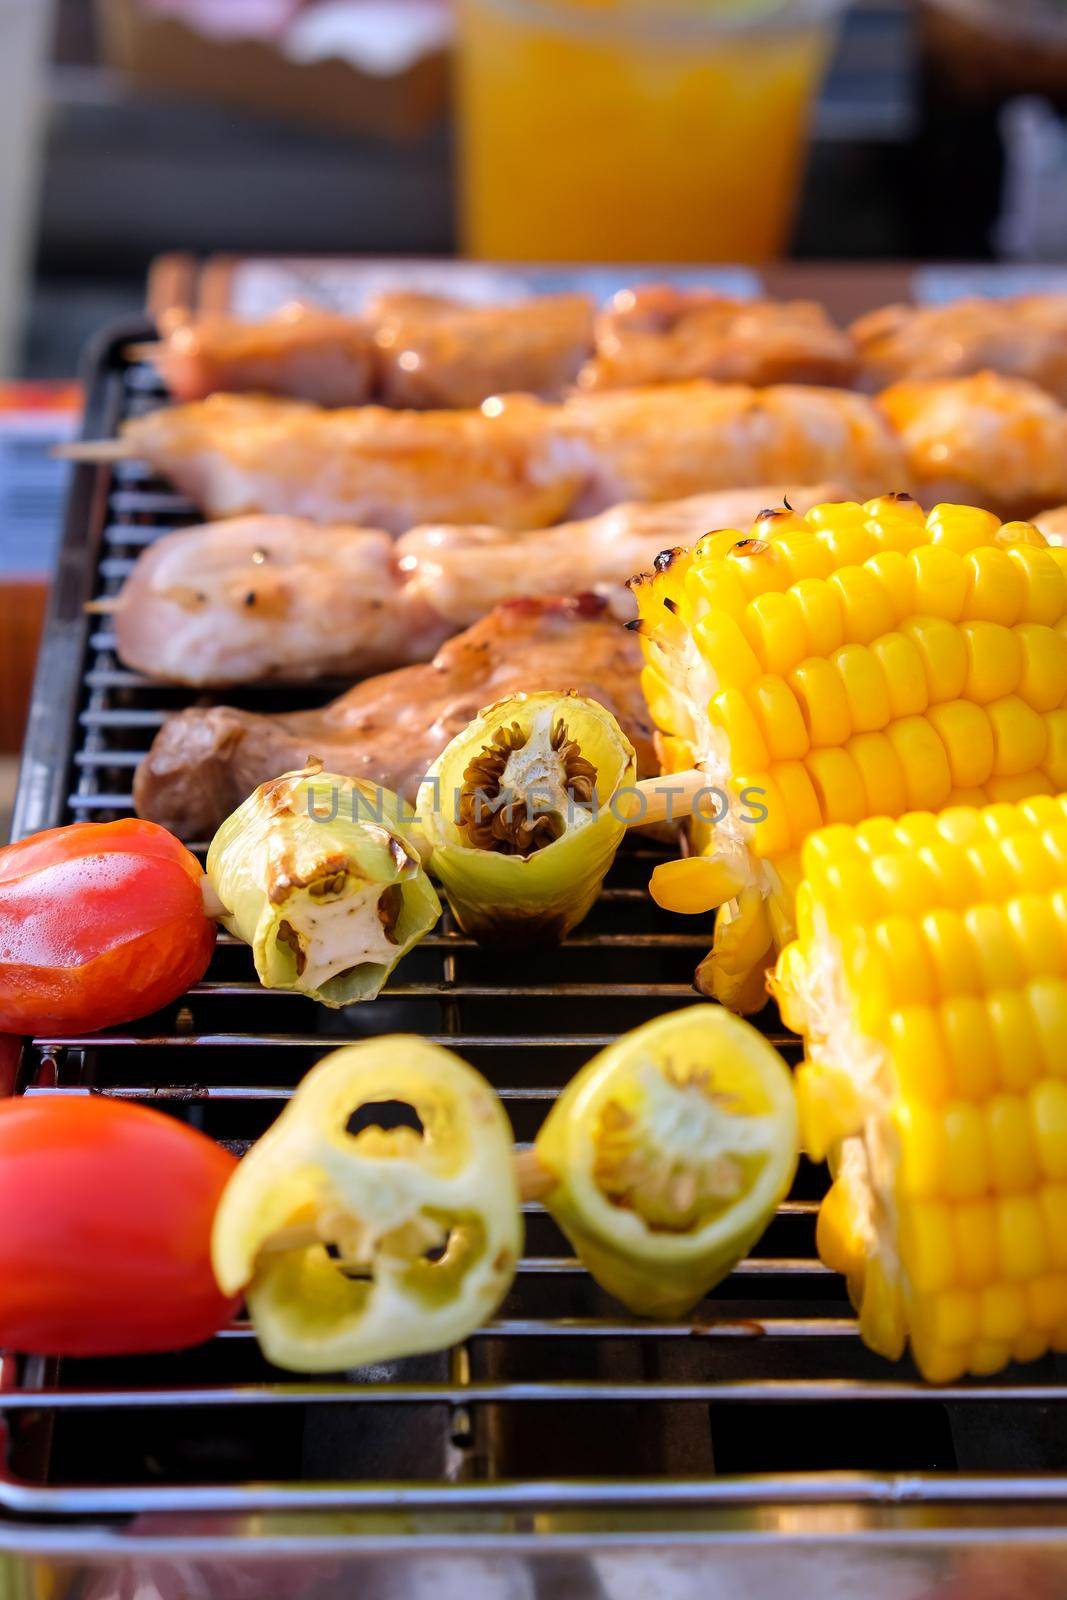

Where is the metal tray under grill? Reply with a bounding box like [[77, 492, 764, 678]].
[[7, 317, 1067, 1597]]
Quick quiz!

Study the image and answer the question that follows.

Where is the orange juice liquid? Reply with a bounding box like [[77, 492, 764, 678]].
[[456, 0, 836, 262]]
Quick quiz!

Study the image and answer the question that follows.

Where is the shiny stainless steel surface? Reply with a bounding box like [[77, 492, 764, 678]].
[[6, 318, 1067, 1594]]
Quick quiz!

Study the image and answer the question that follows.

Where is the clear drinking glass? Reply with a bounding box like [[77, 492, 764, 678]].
[[455, 0, 846, 263]]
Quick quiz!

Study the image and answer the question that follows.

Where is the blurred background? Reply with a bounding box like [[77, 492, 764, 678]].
[[5, 0, 1067, 833]]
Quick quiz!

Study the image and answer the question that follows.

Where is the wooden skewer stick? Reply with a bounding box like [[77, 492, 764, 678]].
[[624, 768, 712, 828], [257, 1149, 555, 1259], [54, 438, 137, 464], [84, 597, 120, 616], [123, 341, 164, 364], [199, 877, 229, 922]]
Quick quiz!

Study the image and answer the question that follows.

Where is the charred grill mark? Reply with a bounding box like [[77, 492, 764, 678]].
[[377, 882, 404, 944], [276, 919, 307, 976]]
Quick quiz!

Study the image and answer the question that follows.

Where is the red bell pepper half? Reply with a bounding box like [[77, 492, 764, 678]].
[[0, 819, 216, 1034], [0, 1095, 239, 1355]]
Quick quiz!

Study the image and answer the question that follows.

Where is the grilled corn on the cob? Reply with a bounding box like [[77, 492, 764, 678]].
[[772, 796, 1067, 1383], [632, 496, 1067, 1010]]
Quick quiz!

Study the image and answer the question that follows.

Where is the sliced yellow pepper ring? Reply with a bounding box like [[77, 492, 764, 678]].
[[211, 1038, 522, 1372], [533, 1006, 798, 1320]]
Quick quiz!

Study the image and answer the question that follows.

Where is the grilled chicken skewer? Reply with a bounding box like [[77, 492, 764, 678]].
[[578, 285, 857, 391], [853, 294, 1067, 399], [110, 485, 842, 687], [133, 595, 656, 842], [136, 289, 855, 407], [66, 382, 903, 533], [140, 294, 596, 409]]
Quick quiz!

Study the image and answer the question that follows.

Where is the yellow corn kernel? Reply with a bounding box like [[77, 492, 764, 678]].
[[979, 1283, 1027, 1342], [951, 1199, 998, 1286], [1026, 1275, 1067, 1330], [901, 617, 968, 702], [927, 502, 1002, 552], [1016, 624, 1067, 712], [894, 1099, 944, 1197], [770, 761, 823, 849], [789, 658, 852, 747], [988, 696, 1047, 778], [829, 565, 896, 643], [872, 915, 936, 1005], [748, 675, 809, 761], [709, 688, 769, 771], [921, 908, 982, 996], [848, 731, 908, 818], [789, 576, 842, 657], [925, 701, 994, 789], [961, 622, 1022, 703], [1030, 1080, 1067, 1180], [870, 631, 928, 717], [887, 1007, 952, 1104], [727, 534, 793, 596], [833, 643, 891, 733], [1043, 710, 1067, 791], [693, 613, 761, 687], [1041, 1186, 1067, 1269], [1008, 544, 1066, 625], [885, 716, 952, 810], [864, 550, 915, 621], [909, 544, 969, 621], [997, 1194, 1048, 1281], [986, 1094, 1038, 1192], [647, 856, 745, 915], [941, 1102, 989, 1200], [803, 748, 868, 826], [741, 590, 806, 675], [898, 1199, 956, 1295], [963, 545, 1026, 626]]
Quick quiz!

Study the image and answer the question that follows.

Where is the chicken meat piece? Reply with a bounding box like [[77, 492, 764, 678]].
[[368, 290, 594, 408], [112, 483, 843, 687], [113, 516, 453, 686], [1034, 505, 1067, 546], [121, 383, 902, 531], [396, 482, 845, 628], [558, 382, 904, 515], [853, 295, 1067, 400], [877, 371, 1067, 520], [122, 392, 586, 534], [153, 305, 377, 407], [579, 286, 858, 391], [133, 595, 656, 841]]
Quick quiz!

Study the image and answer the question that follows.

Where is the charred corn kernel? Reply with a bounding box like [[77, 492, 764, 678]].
[[634, 501, 1067, 1014], [771, 794, 1067, 1381], [926, 702, 994, 789]]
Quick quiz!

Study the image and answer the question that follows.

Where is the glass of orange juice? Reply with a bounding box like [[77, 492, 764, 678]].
[[455, 0, 846, 263]]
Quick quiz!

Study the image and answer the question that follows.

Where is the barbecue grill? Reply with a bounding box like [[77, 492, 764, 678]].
[[6, 320, 1067, 1598]]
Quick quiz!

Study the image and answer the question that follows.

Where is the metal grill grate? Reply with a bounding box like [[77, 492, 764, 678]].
[[8, 323, 1067, 1542]]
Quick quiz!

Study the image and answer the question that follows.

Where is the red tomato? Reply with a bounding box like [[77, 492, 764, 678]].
[[0, 1095, 239, 1355], [0, 819, 216, 1033]]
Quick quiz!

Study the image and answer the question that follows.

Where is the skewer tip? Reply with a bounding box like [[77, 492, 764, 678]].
[[54, 438, 136, 464]]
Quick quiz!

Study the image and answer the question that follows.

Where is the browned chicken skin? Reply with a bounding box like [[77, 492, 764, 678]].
[[853, 295, 1067, 400], [121, 384, 903, 531], [579, 285, 858, 391], [368, 290, 595, 408], [877, 371, 1067, 520], [133, 596, 656, 840]]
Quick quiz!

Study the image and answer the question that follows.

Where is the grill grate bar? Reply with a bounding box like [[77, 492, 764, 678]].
[[3, 1379, 1063, 1410]]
